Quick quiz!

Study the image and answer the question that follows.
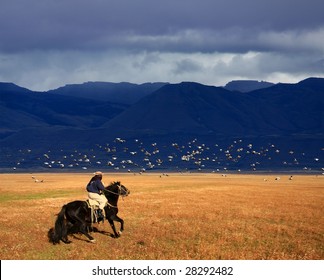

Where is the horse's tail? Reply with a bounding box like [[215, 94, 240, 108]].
[[49, 204, 67, 244]]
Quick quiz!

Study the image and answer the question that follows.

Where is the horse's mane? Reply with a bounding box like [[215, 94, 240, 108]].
[[106, 181, 121, 188], [104, 181, 121, 193]]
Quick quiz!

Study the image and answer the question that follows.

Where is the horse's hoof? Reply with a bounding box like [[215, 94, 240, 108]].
[[118, 231, 122, 235], [89, 239, 96, 243]]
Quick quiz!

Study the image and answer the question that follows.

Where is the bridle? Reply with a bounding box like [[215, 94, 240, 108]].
[[104, 183, 129, 209], [104, 183, 129, 197]]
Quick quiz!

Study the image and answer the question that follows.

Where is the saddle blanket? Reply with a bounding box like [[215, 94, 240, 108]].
[[86, 198, 100, 208], [86, 199, 102, 224]]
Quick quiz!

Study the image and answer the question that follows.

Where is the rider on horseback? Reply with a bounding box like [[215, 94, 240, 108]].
[[86, 171, 107, 222]]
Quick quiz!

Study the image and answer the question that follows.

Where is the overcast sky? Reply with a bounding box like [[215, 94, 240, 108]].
[[1, 0, 323, 91]]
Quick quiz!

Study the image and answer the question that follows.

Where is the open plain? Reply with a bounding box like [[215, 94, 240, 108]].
[[0, 172, 323, 260]]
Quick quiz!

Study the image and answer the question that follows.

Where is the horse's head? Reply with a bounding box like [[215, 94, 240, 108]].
[[105, 181, 130, 197], [117, 181, 130, 197]]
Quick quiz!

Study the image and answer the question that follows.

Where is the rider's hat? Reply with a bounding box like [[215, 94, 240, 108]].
[[94, 171, 103, 176]]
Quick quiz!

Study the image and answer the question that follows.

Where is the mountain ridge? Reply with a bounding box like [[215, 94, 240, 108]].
[[103, 79, 323, 137], [224, 80, 275, 92], [47, 81, 168, 104], [0, 77, 323, 171]]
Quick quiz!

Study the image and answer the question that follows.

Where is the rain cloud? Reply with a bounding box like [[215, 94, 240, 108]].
[[0, 0, 323, 90]]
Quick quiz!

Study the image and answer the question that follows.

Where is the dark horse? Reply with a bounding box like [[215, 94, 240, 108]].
[[48, 181, 130, 244]]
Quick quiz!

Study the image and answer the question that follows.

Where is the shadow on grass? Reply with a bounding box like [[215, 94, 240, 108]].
[[47, 225, 116, 245]]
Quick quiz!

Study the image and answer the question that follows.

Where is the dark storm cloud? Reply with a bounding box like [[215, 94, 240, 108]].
[[1, 0, 324, 53], [0, 0, 323, 90]]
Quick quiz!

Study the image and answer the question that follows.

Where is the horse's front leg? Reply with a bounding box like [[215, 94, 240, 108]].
[[108, 215, 124, 238], [115, 215, 124, 234], [108, 218, 119, 238]]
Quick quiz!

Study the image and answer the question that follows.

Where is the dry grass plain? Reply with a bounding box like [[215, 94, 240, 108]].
[[0, 172, 323, 260]]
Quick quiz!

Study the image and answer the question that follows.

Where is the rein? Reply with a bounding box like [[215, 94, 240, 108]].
[[104, 188, 121, 196], [106, 201, 118, 208], [104, 184, 128, 208]]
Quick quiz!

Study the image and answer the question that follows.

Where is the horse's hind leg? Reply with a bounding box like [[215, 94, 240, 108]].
[[61, 222, 72, 244], [68, 218, 96, 243], [75, 221, 96, 243]]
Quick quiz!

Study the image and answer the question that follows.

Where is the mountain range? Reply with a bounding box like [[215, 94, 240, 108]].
[[0, 78, 323, 172]]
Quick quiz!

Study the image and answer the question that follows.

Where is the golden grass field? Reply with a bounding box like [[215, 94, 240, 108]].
[[0, 172, 323, 260]]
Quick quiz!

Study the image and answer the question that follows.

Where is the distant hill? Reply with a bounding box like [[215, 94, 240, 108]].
[[103, 79, 323, 137], [224, 80, 274, 92], [0, 82, 32, 94], [103, 82, 260, 136], [47, 82, 168, 104], [0, 82, 127, 135], [0, 78, 323, 171]]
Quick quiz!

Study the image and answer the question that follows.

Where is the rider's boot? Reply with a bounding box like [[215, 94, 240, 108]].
[[97, 209, 105, 222]]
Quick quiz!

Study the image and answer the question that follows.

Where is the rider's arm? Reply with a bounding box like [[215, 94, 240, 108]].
[[97, 180, 105, 192]]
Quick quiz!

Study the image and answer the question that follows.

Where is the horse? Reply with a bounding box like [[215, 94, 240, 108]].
[[48, 181, 130, 244]]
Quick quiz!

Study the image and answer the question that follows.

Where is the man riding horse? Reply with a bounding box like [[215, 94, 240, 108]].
[[49, 178, 130, 244], [86, 171, 107, 221]]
